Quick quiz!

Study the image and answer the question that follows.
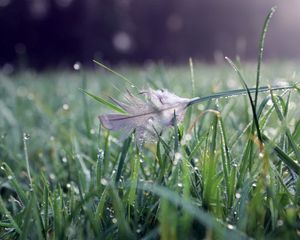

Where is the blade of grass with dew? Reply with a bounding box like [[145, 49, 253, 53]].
[[0, 197, 21, 235], [160, 198, 177, 240], [254, 7, 276, 109], [108, 185, 135, 239], [23, 133, 32, 187], [185, 58, 195, 127], [225, 56, 263, 177], [139, 183, 249, 239], [188, 84, 296, 107], [79, 88, 126, 114], [93, 59, 136, 87], [115, 137, 132, 184], [270, 92, 300, 162], [218, 114, 234, 210], [262, 134, 300, 174], [81, 73, 92, 138], [181, 157, 193, 236], [173, 112, 179, 152], [95, 185, 109, 220], [19, 195, 34, 240], [1, 163, 27, 204], [128, 147, 140, 205]]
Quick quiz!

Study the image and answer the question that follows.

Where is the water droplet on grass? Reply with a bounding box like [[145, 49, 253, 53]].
[[227, 224, 235, 230], [112, 218, 117, 224], [97, 149, 104, 161], [49, 173, 56, 180], [90, 128, 96, 135], [7, 175, 13, 180], [277, 220, 284, 226], [235, 193, 241, 199], [62, 103, 69, 111], [174, 152, 182, 161], [101, 178, 108, 186], [23, 133, 30, 140]]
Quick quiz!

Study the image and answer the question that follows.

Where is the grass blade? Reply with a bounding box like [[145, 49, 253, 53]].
[[225, 57, 263, 143], [115, 137, 132, 184], [79, 88, 126, 114], [262, 134, 300, 174], [254, 7, 276, 109]]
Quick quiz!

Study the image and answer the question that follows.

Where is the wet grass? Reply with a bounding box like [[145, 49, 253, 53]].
[[0, 59, 300, 239]]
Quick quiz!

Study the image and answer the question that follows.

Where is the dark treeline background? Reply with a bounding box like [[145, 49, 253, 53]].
[[1, 0, 300, 70]]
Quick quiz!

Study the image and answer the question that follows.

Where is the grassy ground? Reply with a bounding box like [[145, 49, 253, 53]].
[[0, 61, 300, 239]]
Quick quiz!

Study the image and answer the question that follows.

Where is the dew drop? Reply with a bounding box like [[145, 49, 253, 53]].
[[235, 193, 241, 199], [49, 173, 56, 180], [97, 149, 104, 161], [62, 103, 69, 111], [23, 133, 30, 140], [227, 224, 235, 230], [112, 218, 117, 224], [184, 134, 192, 141], [277, 219, 284, 226], [62, 157, 68, 163], [7, 175, 13, 180], [100, 178, 108, 186], [177, 182, 183, 188], [174, 152, 182, 161], [90, 128, 96, 135]]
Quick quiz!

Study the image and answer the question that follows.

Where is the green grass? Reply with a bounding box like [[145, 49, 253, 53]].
[[0, 60, 300, 239]]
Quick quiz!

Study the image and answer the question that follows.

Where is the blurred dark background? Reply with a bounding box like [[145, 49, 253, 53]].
[[1, 0, 300, 70]]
